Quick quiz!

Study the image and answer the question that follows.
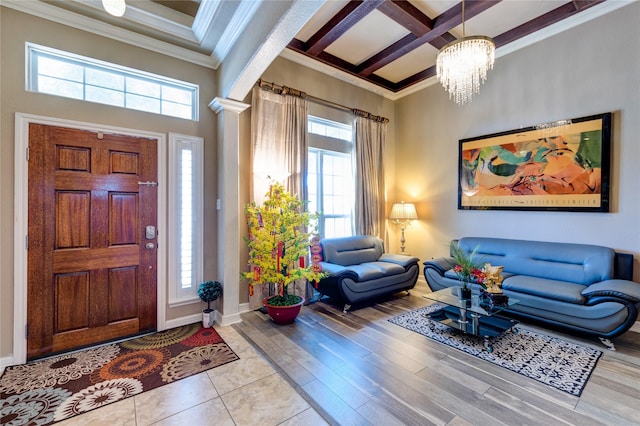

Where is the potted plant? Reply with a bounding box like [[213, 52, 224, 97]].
[[197, 280, 223, 327], [242, 181, 326, 324], [447, 241, 484, 299]]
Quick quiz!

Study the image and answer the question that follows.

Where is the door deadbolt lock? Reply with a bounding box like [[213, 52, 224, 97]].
[[145, 226, 156, 239]]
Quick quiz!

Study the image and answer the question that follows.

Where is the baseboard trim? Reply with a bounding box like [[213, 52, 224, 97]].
[[163, 313, 202, 330], [1, 354, 15, 373]]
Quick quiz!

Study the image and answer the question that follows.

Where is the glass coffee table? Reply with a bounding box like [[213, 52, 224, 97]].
[[423, 286, 520, 352]]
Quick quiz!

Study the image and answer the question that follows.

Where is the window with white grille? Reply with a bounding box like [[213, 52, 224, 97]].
[[26, 43, 199, 121]]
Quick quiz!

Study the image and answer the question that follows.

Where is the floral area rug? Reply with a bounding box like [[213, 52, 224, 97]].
[[0, 324, 239, 425], [388, 304, 601, 396]]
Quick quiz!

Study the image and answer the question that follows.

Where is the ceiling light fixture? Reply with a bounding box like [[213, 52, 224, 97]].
[[436, 0, 495, 105], [102, 0, 126, 17]]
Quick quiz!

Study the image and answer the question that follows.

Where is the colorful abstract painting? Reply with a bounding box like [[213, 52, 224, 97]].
[[458, 113, 611, 211]]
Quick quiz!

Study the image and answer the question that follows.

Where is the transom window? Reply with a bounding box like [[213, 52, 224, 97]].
[[26, 43, 199, 121]]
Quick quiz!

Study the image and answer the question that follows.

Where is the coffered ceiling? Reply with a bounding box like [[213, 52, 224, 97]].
[[4, 0, 628, 99]]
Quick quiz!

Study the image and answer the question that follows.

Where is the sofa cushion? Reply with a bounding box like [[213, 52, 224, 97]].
[[379, 253, 420, 267], [502, 275, 587, 304], [348, 264, 385, 281], [321, 235, 384, 266], [457, 237, 615, 285]]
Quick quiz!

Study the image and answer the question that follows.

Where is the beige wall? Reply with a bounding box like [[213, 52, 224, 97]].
[[0, 8, 219, 358], [394, 2, 640, 280]]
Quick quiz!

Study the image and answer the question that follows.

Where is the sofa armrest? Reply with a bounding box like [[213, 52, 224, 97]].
[[423, 257, 454, 276], [582, 279, 640, 302], [319, 262, 357, 279], [379, 253, 419, 268]]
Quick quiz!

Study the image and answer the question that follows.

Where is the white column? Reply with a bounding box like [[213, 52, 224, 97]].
[[209, 97, 249, 326]]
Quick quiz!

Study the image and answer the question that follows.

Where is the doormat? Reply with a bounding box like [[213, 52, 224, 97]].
[[0, 323, 239, 425], [388, 304, 602, 396]]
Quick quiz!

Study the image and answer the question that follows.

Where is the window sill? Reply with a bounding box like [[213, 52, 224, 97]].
[[168, 296, 201, 308]]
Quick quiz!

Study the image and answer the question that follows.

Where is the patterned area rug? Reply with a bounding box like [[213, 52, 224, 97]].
[[0, 324, 239, 425], [389, 304, 602, 396]]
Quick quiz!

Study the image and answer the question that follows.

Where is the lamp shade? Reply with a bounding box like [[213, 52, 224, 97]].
[[389, 202, 417, 221]]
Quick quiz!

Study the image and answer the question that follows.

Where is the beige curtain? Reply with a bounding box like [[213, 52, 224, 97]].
[[353, 112, 387, 238], [249, 85, 309, 308]]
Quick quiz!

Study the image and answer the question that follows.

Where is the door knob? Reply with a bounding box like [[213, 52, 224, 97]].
[[146, 243, 155, 249]]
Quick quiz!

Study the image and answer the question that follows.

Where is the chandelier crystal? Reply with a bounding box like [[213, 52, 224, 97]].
[[437, 36, 495, 105], [436, 0, 495, 105]]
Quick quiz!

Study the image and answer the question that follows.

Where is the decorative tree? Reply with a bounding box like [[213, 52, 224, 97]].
[[242, 182, 326, 306], [197, 280, 223, 311]]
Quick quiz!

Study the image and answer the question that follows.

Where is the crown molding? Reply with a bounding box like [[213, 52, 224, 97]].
[[211, 0, 263, 68], [2, 0, 216, 69]]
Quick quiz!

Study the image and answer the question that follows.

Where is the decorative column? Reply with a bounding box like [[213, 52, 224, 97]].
[[209, 97, 249, 325]]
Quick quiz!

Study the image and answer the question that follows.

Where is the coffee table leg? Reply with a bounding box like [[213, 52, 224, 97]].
[[483, 336, 493, 353], [458, 305, 468, 331]]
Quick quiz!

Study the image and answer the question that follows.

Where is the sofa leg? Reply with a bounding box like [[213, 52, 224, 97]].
[[343, 304, 351, 314], [599, 337, 616, 351]]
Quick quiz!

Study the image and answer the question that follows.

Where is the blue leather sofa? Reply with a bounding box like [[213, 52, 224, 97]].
[[423, 237, 640, 349], [317, 235, 419, 313]]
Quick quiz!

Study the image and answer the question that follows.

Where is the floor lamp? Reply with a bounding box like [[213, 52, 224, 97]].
[[389, 201, 418, 254]]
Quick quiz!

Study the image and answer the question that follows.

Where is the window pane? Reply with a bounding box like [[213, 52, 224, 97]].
[[38, 56, 83, 81], [86, 86, 124, 106], [126, 93, 160, 113], [38, 76, 83, 99], [163, 85, 192, 104], [162, 101, 192, 119], [127, 77, 160, 97], [86, 68, 124, 90]]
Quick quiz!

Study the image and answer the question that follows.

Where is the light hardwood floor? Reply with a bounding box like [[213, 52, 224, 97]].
[[234, 280, 640, 426]]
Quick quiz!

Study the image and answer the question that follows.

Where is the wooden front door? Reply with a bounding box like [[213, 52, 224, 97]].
[[27, 124, 158, 360]]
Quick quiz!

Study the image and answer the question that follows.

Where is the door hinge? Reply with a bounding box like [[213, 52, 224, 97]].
[[25, 324, 28, 339], [26, 147, 29, 161], [25, 235, 28, 250]]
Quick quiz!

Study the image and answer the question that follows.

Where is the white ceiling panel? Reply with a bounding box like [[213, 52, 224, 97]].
[[324, 9, 410, 66], [374, 42, 439, 83]]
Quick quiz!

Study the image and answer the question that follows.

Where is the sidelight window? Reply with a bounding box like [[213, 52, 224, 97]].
[[168, 134, 204, 304]]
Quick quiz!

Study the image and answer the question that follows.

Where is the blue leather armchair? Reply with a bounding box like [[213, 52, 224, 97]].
[[317, 235, 419, 313]]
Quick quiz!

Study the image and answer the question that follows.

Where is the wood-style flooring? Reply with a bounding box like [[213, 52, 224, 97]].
[[233, 281, 640, 426]]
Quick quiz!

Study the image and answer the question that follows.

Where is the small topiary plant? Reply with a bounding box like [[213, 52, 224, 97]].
[[198, 280, 223, 312]]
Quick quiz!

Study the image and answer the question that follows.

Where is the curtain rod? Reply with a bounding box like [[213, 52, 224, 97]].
[[256, 79, 388, 123]]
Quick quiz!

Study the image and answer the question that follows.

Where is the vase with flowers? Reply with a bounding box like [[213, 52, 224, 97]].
[[447, 241, 485, 299], [242, 181, 327, 324]]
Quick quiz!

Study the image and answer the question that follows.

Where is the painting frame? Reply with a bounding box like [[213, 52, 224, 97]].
[[458, 112, 612, 212]]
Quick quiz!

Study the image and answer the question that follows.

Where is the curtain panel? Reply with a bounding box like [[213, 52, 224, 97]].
[[249, 86, 310, 309], [353, 114, 387, 239]]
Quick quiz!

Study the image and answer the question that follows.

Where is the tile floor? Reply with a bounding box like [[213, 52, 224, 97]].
[[54, 325, 329, 426]]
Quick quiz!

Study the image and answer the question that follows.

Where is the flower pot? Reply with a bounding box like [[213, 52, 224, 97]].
[[263, 296, 305, 325], [202, 308, 214, 328]]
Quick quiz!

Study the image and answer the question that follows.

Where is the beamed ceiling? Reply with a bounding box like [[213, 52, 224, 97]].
[[4, 0, 624, 99], [286, 0, 606, 93]]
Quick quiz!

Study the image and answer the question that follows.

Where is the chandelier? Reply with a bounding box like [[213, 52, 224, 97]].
[[436, 0, 495, 105]]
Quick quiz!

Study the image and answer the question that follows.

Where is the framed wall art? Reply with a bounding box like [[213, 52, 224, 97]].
[[458, 112, 611, 212]]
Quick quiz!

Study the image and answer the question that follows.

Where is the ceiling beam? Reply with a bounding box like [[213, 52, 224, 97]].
[[356, 0, 500, 76], [494, 0, 604, 47], [377, 0, 433, 36], [304, 0, 384, 56]]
